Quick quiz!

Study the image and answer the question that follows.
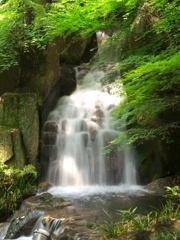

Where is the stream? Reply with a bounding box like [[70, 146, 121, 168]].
[[1, 186, 164, 240]]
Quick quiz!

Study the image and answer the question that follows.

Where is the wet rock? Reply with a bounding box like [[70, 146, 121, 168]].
[[23, 195, 72, 212], [42, 132, 57, 145], [44, 121, 59, 133], [98, 63, 116, 72], [41, 145, 58, 159], [39, 192, 53, 202], [95, 100, 103, 109], [5, 209, 44, 239], [104, 152, 122, 185], [144, 177, 173, 196], [0, 222, 10, 239], [107, 104, 115, 111], [41, 215, 53, 226], [37, 182, 53, 193], [77, 65, 89, 71], [48, 111, 62, 123], [92, 109, 105, 119], [91, 109, 105, 127], [87, 121, 99, 141], [90, 129, 98, 141], [76, 70, 89, 81]]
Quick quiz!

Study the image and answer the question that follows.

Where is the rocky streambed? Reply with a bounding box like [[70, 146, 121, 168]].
[[1, 182, 168, 240]]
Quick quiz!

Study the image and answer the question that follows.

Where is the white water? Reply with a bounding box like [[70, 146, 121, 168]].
[[46, 63, 138, 187], [8, 216, 64, 240]]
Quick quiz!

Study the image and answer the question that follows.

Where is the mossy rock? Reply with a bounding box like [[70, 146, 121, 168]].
[[0, 127, 26, 169], [0, 128, 13, 162], [0, 93, 39, 167]]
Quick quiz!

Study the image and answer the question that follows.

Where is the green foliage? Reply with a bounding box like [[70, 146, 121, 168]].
[[149, 228, 180, 240], [99, 199, 180, 238], [164, 186, 180, 200], [99, 186, 180, 238], [103, 0, 180, 150], [0, 0, 179, 152], [0, 0, 47, 70], [55, 197, 64, 202], [40, 192, 53, 200], [109, 48, 180, 150], [86, 221, 94, 229], [0, 163, 37, 217], [0, 0, 140, 71], [100, 207, 155, 238]]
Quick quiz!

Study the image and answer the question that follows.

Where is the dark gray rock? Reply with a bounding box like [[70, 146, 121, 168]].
[[37, 182, 53, 193], [144, 177, 173, 196], [44, 121, 59, 133], [42, 132, 57, 145], [5, 209, 44, 239]]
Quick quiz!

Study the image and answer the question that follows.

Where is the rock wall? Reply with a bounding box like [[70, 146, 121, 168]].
[[0, 66, 19, 96], [137, 134, 180, 184]]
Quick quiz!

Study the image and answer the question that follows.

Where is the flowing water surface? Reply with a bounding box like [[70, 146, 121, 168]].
[[45, 63, 138, 187]]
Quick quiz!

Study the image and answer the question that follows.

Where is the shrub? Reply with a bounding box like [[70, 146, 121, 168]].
[[0, 163, 37, 217]]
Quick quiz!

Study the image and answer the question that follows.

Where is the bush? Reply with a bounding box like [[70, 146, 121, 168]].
[[99, 198, 180, 238], [0, 163, 37, 217]]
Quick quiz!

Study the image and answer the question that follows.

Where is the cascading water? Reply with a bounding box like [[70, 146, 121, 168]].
[[2, 61, 142, 240], [43, 63, 138, 188]]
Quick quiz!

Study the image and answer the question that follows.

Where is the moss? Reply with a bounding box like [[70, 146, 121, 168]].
[[137, 140, 164, 184], [41, 192, 53, 201], [0, 93, 39, 167], [0, 125, 12, 131], [0, 65, 19, 97], [86, 222, 94, 229], [0, 128, 26, 169], [54, 197, 64, 203], [0, 130, 13, 162]]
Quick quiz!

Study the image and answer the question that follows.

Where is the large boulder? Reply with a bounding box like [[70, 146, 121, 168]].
[[0, 127, 26, 169], [144, 175, 180, 196], [0, 93, 39, 167], [0, 127, 13, 163], [144, 177, 173, 196]]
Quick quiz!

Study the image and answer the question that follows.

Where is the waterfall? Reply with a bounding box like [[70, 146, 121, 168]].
[[42, 63, 137, 187]]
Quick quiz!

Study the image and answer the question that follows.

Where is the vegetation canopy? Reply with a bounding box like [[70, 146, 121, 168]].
[[106, 0, 180, 150], [0, 0, 134, 70], [0, 0, 179, 149]]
